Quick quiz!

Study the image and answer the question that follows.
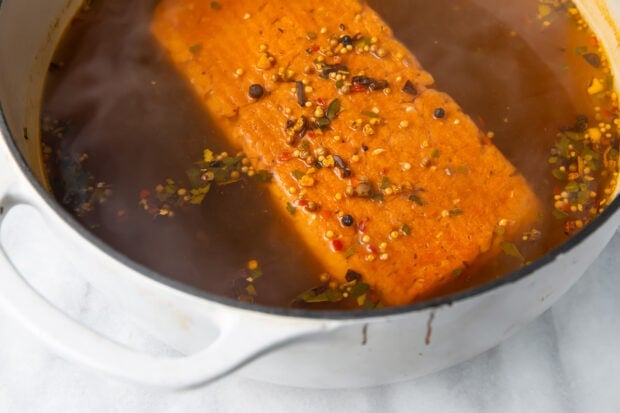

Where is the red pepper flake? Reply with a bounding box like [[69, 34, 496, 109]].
[[296, 199, 309, 207], [553, 186, 561, 195], [588, 36, 598, 47], [316, 98, 326, 108], [351, 84, 367, 93], [307, 131, 316, 139], [358, 220, 367, 233], [139, 189, 151, 200], [321, 210, 332, 220], [308, 44, 320, 53], [477, 115, 486, 128], [278, 152, 293, 162], [331, 239, 344, 252], [368, 245, 379, 254]]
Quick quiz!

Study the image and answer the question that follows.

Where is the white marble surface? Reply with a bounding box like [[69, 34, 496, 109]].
[[0, 204, 618, 412]]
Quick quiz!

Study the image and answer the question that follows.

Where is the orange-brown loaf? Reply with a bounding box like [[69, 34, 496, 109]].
[[152, 0, 541, 306]]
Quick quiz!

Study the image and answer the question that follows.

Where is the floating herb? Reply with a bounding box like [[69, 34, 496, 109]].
[[380, 176, 390, 190], [326, 98, 341, 120], [361, 110, 380, 118], [401, 223, 412, 236], [344, 247, 357, 258], [286, 202, 297, 215], [250, 171, 270, 183], [189, 43, 202, 54], [292, 170, 305, 180], [141, 149, 272, 216], [500, 241, 524, 261]]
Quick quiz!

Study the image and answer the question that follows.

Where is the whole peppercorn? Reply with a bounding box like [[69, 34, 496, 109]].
[[433, 107, 446, 119], [249, 84, 265, 99], [340, 35, 354, 47], [341, 214, 355, 227]]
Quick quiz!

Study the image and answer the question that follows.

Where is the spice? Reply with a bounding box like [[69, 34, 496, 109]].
[[433, 107, 446, 119], [326, 98, 341, 120], [341, 214, 355, 227], [295, 81, 306, 106], [402, 80, 418, 96], [249, 84, 265, 99], [354, 181, 373, 198]]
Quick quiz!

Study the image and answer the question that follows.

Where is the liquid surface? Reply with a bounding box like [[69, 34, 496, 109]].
[[42, 0, 619, 308]]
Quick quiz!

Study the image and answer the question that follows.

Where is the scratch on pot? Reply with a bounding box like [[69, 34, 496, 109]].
[[425, 311, 435, 346], [362, 323, 368, 346]]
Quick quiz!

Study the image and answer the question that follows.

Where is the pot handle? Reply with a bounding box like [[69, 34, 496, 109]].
[[0, 197, 331, 389]]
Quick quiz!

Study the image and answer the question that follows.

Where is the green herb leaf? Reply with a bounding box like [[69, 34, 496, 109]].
[[286, 202, 297, 215], [326, 99, 341, 120], [452, 268, 463, 276], [552, 209, 570, 220], [350, 282, 370, 299], [380, 176, 390, 190], [326, 289, 344, 302], [500, 241, 524, 261], [292, 170, 305, 180], [361, 110, 380, 118], [210, 1, 221, 10], [552, 168, 568, 180], [301, 140, 311, 152], [316, 117, 331, 129], [253, 170, 273, 183], [401, 223, 412, 235], [250, 268, 263, 280], [190, 185, 210, 205], [189, 44, 202, 54], [344, 247, 356, 258], [246, 283, 257, 297]]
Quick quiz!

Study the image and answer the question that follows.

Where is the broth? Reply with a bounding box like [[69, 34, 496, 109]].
[[41, 0, 619, 308]]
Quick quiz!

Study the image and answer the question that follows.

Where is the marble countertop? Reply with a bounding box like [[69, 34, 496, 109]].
[[0, 206, 618, 412]]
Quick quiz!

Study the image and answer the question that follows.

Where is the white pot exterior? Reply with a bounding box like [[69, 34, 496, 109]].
[[0, 0, 618, 389]]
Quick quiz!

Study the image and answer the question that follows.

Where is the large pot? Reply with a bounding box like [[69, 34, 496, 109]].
[[0, 0, 618, 389]]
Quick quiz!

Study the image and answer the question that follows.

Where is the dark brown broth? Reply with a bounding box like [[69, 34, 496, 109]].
[[41, 0, 615, 308]]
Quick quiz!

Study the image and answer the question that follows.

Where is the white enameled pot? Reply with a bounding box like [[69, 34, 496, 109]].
[[0, 0, 618, 389]]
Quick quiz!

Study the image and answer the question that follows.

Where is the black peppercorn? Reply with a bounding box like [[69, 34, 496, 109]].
[[341, 214, 354, 227], [340, 35, 354, 47], [434, 107, 446, 119], [249, 84, 265, 99]]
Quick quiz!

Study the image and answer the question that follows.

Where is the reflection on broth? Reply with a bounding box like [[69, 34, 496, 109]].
[[41, 0, 619, 309]]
